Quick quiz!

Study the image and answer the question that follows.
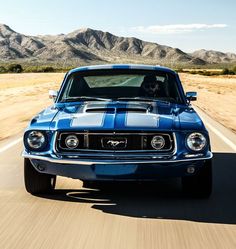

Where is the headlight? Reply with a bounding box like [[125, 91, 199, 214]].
[[186, 132, 207, 151], [151, 135, 165, 150], [26, 131, 46, 150], [65, 135, 79, 149]]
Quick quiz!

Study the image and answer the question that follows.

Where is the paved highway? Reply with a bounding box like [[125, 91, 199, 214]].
[[0, 107, 236, 249]]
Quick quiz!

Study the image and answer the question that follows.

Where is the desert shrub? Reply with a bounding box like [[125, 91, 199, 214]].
[[222, 68, 229, 75], [23, 66, 39, 73], [187, 70, 222, 76], [222, 68, 235, 75], [41, 67, 55, 72], [233, 66, 236, 73], [202, 71, 211, 76], [0, 66, 7, 73], [175, 68, 184, 73], [23, 65, 57, 73], [8, 64, 23, 73]]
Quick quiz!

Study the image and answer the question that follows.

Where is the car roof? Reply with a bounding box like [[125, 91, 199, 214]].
[[68, 64, 176, 75]]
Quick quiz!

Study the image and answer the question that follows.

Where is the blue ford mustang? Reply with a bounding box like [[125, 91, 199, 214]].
[[22, 64, 212, 197]]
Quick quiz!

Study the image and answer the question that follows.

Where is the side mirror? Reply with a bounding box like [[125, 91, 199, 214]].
[[49, 90, 58, 102], [186, 91, 197, 103]]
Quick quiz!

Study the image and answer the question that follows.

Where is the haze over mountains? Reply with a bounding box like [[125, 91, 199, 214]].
[[0, 24, 235, 66]]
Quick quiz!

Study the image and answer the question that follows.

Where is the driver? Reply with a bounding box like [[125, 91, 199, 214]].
[[140, 74, 161, 97]]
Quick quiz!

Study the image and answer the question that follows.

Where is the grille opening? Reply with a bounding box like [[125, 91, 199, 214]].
[[56, 132, 174, 153]]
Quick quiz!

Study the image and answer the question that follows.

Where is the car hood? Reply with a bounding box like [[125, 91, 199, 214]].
[[48, 101, 204, 131]]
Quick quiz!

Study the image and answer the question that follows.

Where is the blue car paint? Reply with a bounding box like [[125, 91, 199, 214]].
[[30, 159, 206, 181], [23, 64, 212, 181], [28, 102, 204, 132]]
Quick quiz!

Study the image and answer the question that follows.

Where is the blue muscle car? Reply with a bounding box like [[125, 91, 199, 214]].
[[22, 64, 213, 197]]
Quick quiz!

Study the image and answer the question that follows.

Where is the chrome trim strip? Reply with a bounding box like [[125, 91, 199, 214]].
[[52, 152, 173, 157], [56, 132, 173, 135], [56, 148, 173, 153], [22, 151, 213, 165]]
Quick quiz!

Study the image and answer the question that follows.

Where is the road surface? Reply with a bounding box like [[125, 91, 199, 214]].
[[0, 107, 236, 249]]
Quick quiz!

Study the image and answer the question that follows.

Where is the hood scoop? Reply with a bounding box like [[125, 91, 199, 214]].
[[85, 107, 149, 113], [86, 108, 115, 113], [117, 107, 148, 113], [84, 102, 153, 114]]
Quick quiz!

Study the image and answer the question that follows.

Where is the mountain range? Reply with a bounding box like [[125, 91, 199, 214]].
[[0, 24, 235, 66]]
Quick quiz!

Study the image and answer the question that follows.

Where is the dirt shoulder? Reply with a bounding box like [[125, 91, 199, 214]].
[[180, 73, 236, 133], [0, 73, 64, 141], [0, 72, 235, 142]]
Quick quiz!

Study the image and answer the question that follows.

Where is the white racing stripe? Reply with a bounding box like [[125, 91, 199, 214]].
[[126, 113, 159, 127], [0, 137, 22, 154], [71, 113, 105, 127], [203, 119, 236, 152]]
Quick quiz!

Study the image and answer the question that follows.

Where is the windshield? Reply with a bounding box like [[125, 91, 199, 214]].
[[59, 70, 183, 103]]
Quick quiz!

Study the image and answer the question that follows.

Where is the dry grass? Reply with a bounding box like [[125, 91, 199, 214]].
[[0, 73, 64, 90], [0, 72, 235, 141]]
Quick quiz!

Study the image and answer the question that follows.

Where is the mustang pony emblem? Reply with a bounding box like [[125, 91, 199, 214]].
[[107, 140, 126, 147], [101, 137, 128, 149]]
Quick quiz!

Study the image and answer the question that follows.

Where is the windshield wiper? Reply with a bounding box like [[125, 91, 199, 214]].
[[62, 96, 112, 102], [117, 97, 170, 104]]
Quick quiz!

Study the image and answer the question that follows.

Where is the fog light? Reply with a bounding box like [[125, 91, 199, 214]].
[[65, 135, 79, 149], [37, 165, 45, 171], [151, 136, 165, 150], [187, 167, 195, 174]]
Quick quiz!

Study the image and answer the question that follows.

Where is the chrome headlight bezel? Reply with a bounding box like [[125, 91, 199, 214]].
[[186, 132, 207, 152], [25, 130, 48, 151]]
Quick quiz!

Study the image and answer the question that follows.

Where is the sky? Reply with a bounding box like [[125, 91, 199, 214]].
[[0, 0, 235, 53]]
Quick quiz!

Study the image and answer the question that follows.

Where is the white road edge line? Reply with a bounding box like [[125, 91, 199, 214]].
[[0, 137, 22, 154], [202, 119, 236, 152]]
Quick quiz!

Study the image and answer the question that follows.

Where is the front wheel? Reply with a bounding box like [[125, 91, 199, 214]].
[[24, 158, 56, 195], [182, 159, 212, 198]]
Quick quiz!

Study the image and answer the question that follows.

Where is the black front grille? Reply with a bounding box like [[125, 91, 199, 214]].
[[88, 134, 142, 150], [56, 132, 175, 153]]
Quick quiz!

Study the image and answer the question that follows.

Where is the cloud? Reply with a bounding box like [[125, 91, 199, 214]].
[[131, 24, 228, 34]]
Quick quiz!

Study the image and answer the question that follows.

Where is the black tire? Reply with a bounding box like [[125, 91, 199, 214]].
[[24, 158, 56, 195], [83, 180, 94, 188], [182, 159, 212, 198]]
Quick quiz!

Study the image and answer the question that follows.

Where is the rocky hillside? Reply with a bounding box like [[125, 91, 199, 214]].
[[190, 49, 236, 64], [0, 24, 235, 66]]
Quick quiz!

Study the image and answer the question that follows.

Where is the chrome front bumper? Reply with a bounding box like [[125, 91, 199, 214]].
[[22, 150, 213, 166]]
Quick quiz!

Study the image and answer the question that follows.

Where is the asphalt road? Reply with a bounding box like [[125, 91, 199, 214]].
[[0, 107, 236, 249]]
